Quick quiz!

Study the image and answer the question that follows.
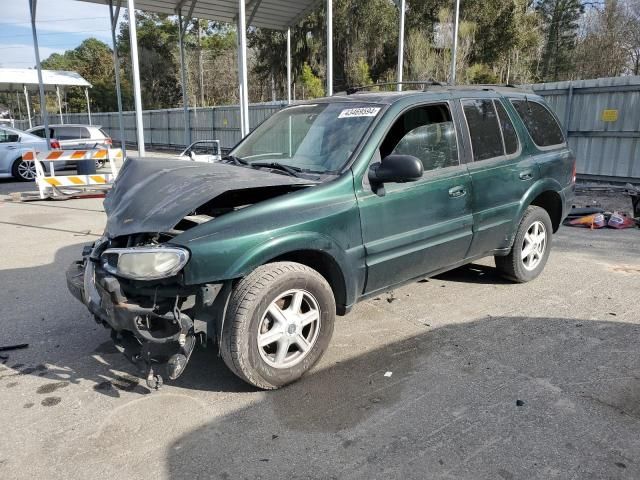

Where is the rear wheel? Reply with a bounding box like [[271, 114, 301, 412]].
[[220, 262, 335, 390], [11, 158, 36, 181], [495, 206, 553, 283]]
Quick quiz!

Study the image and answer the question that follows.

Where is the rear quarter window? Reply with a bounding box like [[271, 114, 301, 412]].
[[511, 99, 565, 148]]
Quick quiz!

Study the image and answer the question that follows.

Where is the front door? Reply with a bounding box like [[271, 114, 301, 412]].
[[356, 102, 474, 294]]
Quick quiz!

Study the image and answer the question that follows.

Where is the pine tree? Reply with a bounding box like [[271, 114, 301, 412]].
[[537, 0, 584, 81]]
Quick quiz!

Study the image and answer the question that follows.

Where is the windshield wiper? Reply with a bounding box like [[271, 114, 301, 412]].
[[222, 154, 249, 166], [250, 162, 303, 178]]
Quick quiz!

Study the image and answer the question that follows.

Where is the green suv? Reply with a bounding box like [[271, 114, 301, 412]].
[[67, 85, 575, 389]]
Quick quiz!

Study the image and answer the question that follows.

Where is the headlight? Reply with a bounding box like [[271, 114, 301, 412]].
[[102, 247, 190, 280]]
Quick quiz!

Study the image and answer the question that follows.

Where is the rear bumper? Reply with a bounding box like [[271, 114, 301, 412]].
[[559, 183, 576, 223]]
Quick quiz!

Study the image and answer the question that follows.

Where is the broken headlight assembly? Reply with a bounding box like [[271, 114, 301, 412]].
[[101, 246, 190, 280]]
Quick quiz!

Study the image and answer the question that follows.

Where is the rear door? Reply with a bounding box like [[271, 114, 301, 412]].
[[461, 98, 539, 257], [356, 101, 474, 294]]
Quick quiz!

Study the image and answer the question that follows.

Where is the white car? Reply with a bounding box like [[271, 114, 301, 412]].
[[0, 125, 61, 181], [177, 140, 222, 163]]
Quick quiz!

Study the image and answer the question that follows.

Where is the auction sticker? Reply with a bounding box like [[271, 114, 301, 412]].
[[338, 107, 381, 118]]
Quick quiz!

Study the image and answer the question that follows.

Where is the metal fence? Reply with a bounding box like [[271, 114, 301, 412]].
[[15, 76, 640, 181], [15, 102, 287, 152], [531, 76, 640, 182]]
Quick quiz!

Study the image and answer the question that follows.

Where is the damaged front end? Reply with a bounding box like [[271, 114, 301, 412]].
[[67, 234, 229, 389], [67, 158, 316, 388]]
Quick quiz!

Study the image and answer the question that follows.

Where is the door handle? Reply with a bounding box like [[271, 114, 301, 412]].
[[448, 186, 466, 198], [7, 145, 18, 150], [519, 170, 533, 180]]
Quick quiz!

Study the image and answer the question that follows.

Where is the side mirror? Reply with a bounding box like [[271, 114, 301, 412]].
[[368, 154, 423, 186]]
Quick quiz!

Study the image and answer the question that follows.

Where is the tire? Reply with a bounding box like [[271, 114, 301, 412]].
[[220, 261, 336, 390], [495, 206, 553, 283], [95, 160, 105, 169], [11, 157, 37, 182]]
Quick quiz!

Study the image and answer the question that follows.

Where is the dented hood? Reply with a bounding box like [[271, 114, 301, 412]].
[[103, 158, 315, 238]]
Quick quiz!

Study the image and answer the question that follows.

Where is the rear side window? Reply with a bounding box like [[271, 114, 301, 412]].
[[462, 99, 503, 161], [31, 128, 45, 138], [495, 101, 519, 155], [511, 99, 565, 147], [53, 127, 82, 140]]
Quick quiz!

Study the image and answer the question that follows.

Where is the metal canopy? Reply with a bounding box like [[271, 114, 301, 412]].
[[0, 68, 92, 92], [80, 0, 322, 30]]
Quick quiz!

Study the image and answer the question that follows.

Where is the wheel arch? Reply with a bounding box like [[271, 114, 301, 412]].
[[518, 179, 564, 233], [222, 232, 356, 316]]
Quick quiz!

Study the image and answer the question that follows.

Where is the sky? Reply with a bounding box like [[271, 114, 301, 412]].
[[0, 0, 115, 68]]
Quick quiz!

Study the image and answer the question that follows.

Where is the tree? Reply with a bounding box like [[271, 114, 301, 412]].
[[117, 11, 181, 109], [537, 0, 584, 81], [299, 63, 325, 98], [41, 38, 128, 113]]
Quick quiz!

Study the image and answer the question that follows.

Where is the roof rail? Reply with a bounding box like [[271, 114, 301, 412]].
[[346, 80, 446, 95]]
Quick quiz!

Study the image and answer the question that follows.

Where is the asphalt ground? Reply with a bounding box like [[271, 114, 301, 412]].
[[1, 177, 639, 480]]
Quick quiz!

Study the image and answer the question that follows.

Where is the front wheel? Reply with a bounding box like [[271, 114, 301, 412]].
[[495, 206, 553, 283], [220, 262, 335, 390]]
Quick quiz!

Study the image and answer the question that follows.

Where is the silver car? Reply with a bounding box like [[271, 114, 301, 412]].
[[0, 125, 59, 181], [27, 124, 112, 168]]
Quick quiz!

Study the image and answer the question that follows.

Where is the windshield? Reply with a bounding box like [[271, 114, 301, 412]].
[[230, 102, 382, 174]]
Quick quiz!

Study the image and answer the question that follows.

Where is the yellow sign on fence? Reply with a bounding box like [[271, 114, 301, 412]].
[[601, 109, 619, 122]]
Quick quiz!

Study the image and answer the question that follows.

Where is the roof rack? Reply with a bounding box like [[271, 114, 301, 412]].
[[346, 80, 446, 95]]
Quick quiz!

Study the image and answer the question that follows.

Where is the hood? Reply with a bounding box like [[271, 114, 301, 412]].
[[103, 157, 315, 238]]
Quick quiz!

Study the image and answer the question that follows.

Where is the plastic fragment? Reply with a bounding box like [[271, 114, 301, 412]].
[[384, 371, 393, 377]]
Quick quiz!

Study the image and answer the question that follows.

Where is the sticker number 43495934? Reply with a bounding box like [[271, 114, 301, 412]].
[[338, 107, 381, 118]]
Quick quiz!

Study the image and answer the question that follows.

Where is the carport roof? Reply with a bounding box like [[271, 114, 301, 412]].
[[0, 68, 92, 92], [79, 0, 322, 30]]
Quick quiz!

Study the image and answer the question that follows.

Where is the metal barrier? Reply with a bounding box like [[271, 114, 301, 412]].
[[23, 148, 122, 199], [16, 102, 288, 152]]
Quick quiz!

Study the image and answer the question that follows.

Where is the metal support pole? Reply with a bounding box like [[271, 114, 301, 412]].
[[326, 0, 333, 96], [109, 0, 127, 155], [450, 0, 460, 85], [85, 88, 92, 125], [55, 86, 63, 123], [397, 0, 405, 92], [29, 0, 50, 147], [16, 91, 23, 122], [127, 0, 145, 156], [238, 0, 250, 136], [23, 85, 32, 129], [287, 27, 292, 104], [177, 10, 192, 147], [236, 24, 245, 137]]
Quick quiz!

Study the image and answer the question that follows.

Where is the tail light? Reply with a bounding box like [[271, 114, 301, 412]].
[[571, 158, 577, 184], [105, 137, 112, 146], [50, 139, 61, 149]]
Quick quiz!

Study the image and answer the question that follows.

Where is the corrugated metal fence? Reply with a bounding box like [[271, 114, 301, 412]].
[[531, 76, 640, 182], [16, 102, 287, 152], [15, 76, 640, 180]]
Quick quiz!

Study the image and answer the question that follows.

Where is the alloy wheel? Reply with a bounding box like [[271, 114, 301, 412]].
[[257, 289, 321, 369], [17, 160, 36, 180], [521, 220, 546, 271]]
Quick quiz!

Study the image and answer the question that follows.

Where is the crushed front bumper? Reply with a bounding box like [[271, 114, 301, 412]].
[[66, 256, 208, 389]]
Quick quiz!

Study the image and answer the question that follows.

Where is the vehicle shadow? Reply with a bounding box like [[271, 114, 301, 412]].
[[434, 262, 511, 285], [164, 315, 640, 479]]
